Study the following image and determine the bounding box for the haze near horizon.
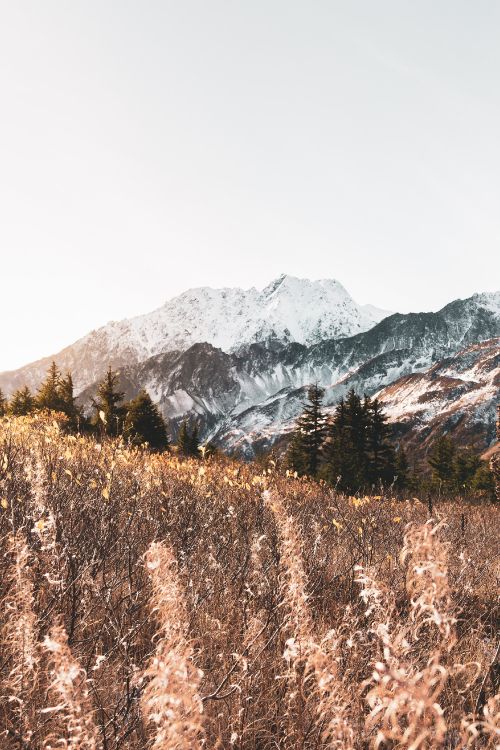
[1,1,499,371]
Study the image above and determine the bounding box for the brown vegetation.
[0,413,498,748]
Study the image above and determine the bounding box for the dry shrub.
[1,533,39,745]
[356,521,460,749]
[42,622,99,749]
[265,490,355,749]
[140,542,204,750]
[0,414,497,749]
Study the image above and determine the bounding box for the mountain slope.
[0,275,389,396]
[72,293,500,456]
[375,338,500,454]
[1,280,498,459]
[212,338,500,457]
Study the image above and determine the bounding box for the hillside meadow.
[0,414,498,749]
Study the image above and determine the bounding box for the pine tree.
[286,384,326,477]
[365,397,396,486]
[394,446,410,490]
[124,390,169,451]
[470,462,495,500]
[346,389,368,482]
[177,420,191,456]
[0,388,7,417]
[10,386,35,416]
[58,372,81,428]
[189,422,200,457]
[454,449,481,490]
[321,396,361,490]
[36,361,63,412]
[321,391,396,492]
[428,436,456,485]
[286,431,309,475]
[92,367,126,437]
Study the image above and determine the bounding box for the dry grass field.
[0,414,499,749]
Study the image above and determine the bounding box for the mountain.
[376,338,500,456]
[1,278,498,459]
[0,275,389,396]
[76,292,500,456]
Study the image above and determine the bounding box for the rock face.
[1,278,499,458]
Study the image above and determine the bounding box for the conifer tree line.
[0,365,496,495]
[287,384,495,498]
[0,362,203,456]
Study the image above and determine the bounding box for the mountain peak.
[0,274,393,396]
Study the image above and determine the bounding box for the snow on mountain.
[76,293,499,458]
[1,280,499,460]
[0,275,390,395]
[99,274,389,358]
[375,338,500,450]
[211,338,500,457]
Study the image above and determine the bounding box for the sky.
[1,1,499,372]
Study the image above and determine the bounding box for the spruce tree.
[321,396,361,490]
[10,386,35,416]
[470,462,495,500]
[177,420,191,456]
[0,389,6,417]
[189,422,200,457]
[286,430,309,475]
[428,436,456,485]
[454,449,481,490]
[59,372,81,428]
[36,361,63,412]
[92,367,126,437]
[394,446,410,490]
[124,390,169,451]
[346,389,368,483]
[286,384,326,477]
[365,397,396,485]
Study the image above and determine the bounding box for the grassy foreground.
[0,414,498,749]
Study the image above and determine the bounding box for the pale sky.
[1,1,499,372]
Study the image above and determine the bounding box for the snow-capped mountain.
[1,278,498,459]
[72,291,500,457]
[0,275,389,396]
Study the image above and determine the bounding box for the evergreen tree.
[10,386,35,416]
[189,422,200,457]
[365,397,396,485]
[36,361,63,412]
[124,390,169,451]
[428,436,456,485]
[177,420,192,456]
[286,384,326,477]
[323,389,369,490]
[0,389,7,417]
[394,446,410,490]
[454,449,481,490]
[58,372,81,428]
[470,462,496,500]
[321,391,396,492]
[286,430,309,475]
[92,367,126,437]
[346,389,369,481]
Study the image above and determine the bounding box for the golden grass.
[0,413,498,749]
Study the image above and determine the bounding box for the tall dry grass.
[0,413,498,749]
[140,542,204,749]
